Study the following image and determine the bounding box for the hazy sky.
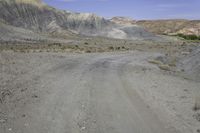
[43,0,200,20]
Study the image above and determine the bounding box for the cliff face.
[0,0,158,40]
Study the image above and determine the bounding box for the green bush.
[176,34,200,40]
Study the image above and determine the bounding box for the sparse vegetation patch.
[175,34,200,41]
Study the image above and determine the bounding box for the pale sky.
[43,0,200,20]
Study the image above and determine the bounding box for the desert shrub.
[125,47,130,50]
[19,49,26,53]
[108,46,114,50]
[116,47,121,50]
[86,50,91,53]
[75,45,79,48]
[176,34,200,40]
[48,43,62,47]
[61,46,66,50]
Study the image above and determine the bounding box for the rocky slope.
[178,46,200,81]
[0,0,158,41]
[111,17,200,36]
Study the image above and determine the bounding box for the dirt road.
[1,51,199,133]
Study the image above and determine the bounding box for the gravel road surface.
[1,51,199,133]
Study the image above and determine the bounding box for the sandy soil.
[0,51,200,133]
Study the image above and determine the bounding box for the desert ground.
[1,0,200,133]
[0,40,200,133]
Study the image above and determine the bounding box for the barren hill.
[0,0,158,41]
[137,20,200,36]
[111,17,200,36]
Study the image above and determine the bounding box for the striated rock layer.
[0,0,158,40]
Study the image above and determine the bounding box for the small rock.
[24,123,29,127]
[81,126,86,130]
[197,129,200,133]
[0,119,6,123]
[193,113,200,122]
[21,88,27,92]
[180,96,187,99]
[32,94,38,98]
[93,120,97,123]
[81,105,85,108]
[181,52,190,55]
[8,128,12,131]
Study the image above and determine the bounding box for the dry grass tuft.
[194,96,200,111]
[168,57,177,67]
[158,64,171,71]
[148,60,163,65]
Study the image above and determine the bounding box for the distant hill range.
[0,0,159,43]
[111,17,200,36]
[1,0,199,44]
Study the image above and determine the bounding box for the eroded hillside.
[0,0,158,41]
[111,17,200,36]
